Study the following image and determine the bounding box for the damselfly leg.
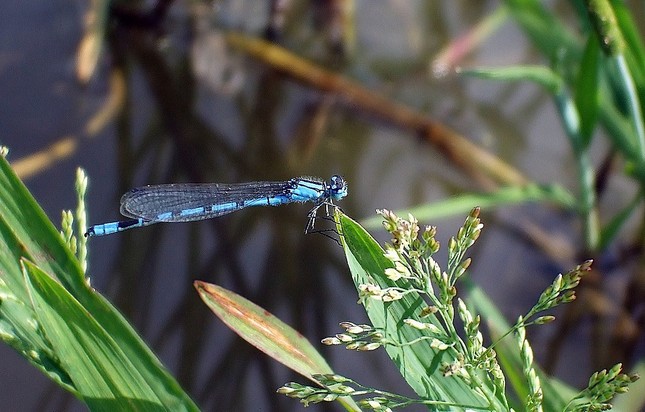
[305,200,344,245]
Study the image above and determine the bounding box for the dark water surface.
[1,1,643,411]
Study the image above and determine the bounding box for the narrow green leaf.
[460,65,563,93]
[503,0,579,62]
[575,35,601,147]
[195,281,360,411]
[598,190,642,251]
[612,2,645,84]
[361,184,576,229]
[0,152,198,410]
[0,156,84,296]
[338,212,505,409]
[0,287,76,392]
[22,260,164,411]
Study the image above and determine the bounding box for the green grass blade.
[361,184,576,229]
[613,2,645,84]
[464,280,578,412]
[461,65,563,93]
[22,260,165,411]
[503,0,579,61]
[575,35,601,147]
[0,159,84,294]
[195,281,360,412]
[0,278,76,392]
[598,190,642,251]
[0,152,198,410]
[338,212,505,410]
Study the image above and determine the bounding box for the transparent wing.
[120,181,293,222]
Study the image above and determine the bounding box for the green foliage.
[278,210,639,411]
[0,148,198,411]
[360,184,576,230]
[494,1,644,251]
[336,210,499,410]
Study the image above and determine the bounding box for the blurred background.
[1,0,644,410]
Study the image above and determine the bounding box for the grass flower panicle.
[517,320,543,412]
[59,168,89,276]
[321,322,385,351]
[278,209,639,410]
[564,363,640,411]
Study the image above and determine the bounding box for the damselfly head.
[329,175,348,200]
